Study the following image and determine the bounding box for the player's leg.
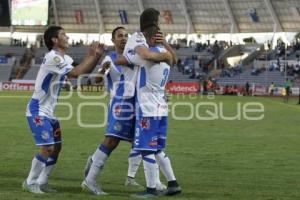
[131,117,161,198]
[155,150,181,195]
[155,116,181,196]
[124,113,166,190]
[23,146,52,194]
[82,97,135,195]
[24,146,51,186]
[125,134,166,191]
[125,112,143,187]
[82,136,119,195]
[37,119,62,193]
[125,148,143,187]
[140,151,160,193]
[155,167,167,191]
[23,116,56,194]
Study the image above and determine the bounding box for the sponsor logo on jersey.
[33,116,44,126]
[56,63,68,70]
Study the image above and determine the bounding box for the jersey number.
[160,68,169,87]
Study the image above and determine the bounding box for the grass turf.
[0,91,300,200]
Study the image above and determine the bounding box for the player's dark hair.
[44,26,63,51]
[143,25,160,39]
[112,26,125,39]
[140,8,160,32]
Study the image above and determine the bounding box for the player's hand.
[154,30,166,45]
[102,61,111,70]
[89,42,104,58]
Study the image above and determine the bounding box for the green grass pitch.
[0,91,300,200]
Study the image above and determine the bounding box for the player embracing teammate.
[82,8,181,198]
[122,9,181,198]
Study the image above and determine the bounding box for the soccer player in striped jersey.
[122,25,181,198]
[23,26,104,194]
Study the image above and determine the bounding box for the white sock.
[37,156,57,185]
[26,154,47,185]
[85,145,110,184]
[142,153,159,189]
[156,169,163,186]
[127,149,142,178]
[155,151,176,181]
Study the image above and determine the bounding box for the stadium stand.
[0,64,13,82]
[0,0,299,89]
[216,68,294,87]
[22,65,40,80]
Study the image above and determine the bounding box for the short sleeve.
[124,52,145,66]
[43,53,73,75]
[123,32,148,65]
[64,55,74,65]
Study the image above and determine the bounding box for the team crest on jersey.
[33,116,44,126]
[41,131,49,140]
[140,118,150,129]
[53,56,61,63]
[113,122,122,132]
[114,105,122,117]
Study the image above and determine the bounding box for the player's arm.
[155,31,177,66]
[135,46,173,66]
[115,48,173,67]
[95,61,110,84]
[67,42,104,78]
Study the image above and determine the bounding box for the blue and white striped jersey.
[100,52,137,98]
[121,31,148,97]
[26,50,73,118]
[135,45,170,117]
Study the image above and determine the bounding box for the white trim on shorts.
[36,141,62,146]
[133,147,158,152]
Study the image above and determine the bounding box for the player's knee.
[40,145,55,157]
[53,143,62,155]
[156,150,162,154]
[103,137,119,150]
